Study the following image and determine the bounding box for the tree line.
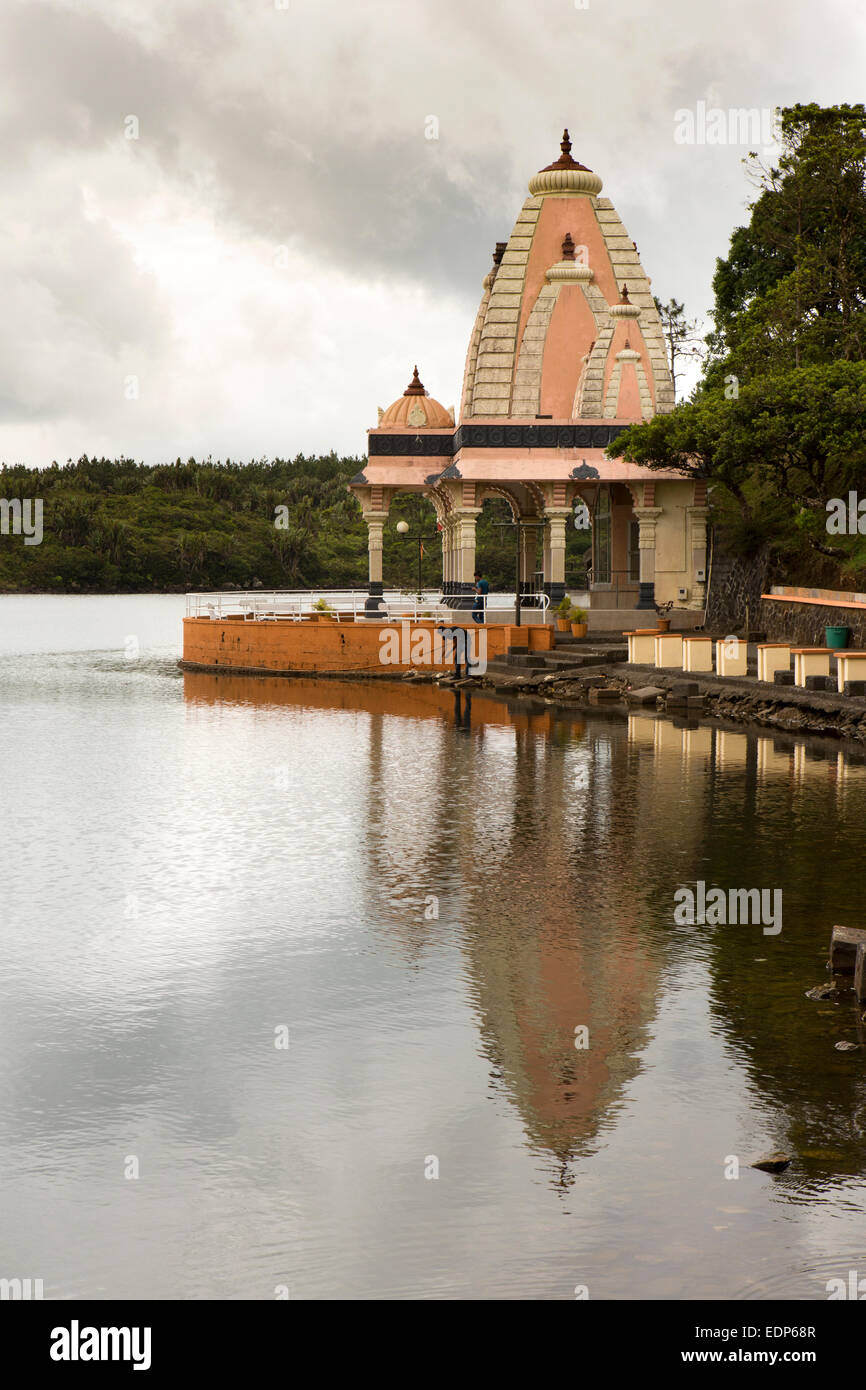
[0,453,590,593]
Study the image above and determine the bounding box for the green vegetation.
[0,454,365,593]
[612,103,866,590]
[0,454,590,593]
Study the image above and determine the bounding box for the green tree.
[611,361,866,558]
[611,103,866,584]
[707,102,866,380]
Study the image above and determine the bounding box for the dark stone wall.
[760,599,866,647]
[704,536,770,631]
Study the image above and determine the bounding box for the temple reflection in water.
[185,672,866,1189]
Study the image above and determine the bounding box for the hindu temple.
[350,131,709,625]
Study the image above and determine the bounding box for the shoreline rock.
[750,1152,793,1174]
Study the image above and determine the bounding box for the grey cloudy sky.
[2,0,864,465]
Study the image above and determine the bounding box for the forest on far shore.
[0,453,591,594]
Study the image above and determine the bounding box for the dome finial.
[404,366,426,396]
[537,128,591,175]
[529,126,602,195]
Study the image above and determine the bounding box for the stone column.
[363,510,388,613]
[632,506,662,611]
[544,507,571,607]
[438,522,448,596]
[451,508,481,608]
[687,505,709,611]
[442,517,455,596]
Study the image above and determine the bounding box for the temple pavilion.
[349,131,708,624]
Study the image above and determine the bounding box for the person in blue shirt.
[472,569,489,624]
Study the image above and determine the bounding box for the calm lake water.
[1,594,865,1300]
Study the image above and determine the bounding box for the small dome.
[528,129,603,198]
[610,282,641,318]
[546,229,594,283]
[376,367,454,429]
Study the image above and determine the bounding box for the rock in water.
[750,1152,792,1174]
[626,686,664,705]
[829,925,866,974]
[805,984,837,1001]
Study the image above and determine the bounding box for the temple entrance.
[587,483,642,610]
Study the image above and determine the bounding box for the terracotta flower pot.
[556,618,571,632]
[570,622,587,638]
[656,617,671,632]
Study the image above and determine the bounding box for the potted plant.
[311,597,335,622]
[569,605,588,639]
[555,595,573,633]
[655,600,673,632]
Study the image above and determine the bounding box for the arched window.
[592,487,612,585]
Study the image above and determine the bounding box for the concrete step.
[543,655,593,671]
[507,653,546,667]
[544,647,627,667]
[484,660,548,678]
[554,633,629,647]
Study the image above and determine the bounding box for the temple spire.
[403,366,426,396]
[539,127,591,174]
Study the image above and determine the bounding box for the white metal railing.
[185,590,446,622]
[500,591,551,613]
[185,588,550,622]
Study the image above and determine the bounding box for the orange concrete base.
[182,616,554,675]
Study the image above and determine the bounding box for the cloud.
[0,0,864,461]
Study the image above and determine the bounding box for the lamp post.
[395,519,437,596]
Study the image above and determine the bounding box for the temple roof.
[461,132,674,425]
